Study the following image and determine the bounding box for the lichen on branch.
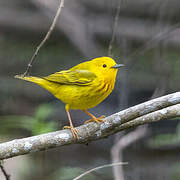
[0,92,180,160]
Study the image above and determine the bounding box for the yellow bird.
[15,57,124,138]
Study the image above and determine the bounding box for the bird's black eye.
[103,64,107,68]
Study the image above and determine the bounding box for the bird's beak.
[111,64,125,69]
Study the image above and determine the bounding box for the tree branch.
[0,92,180,160]
[111,126,146,180]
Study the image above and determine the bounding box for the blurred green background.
[0,0,180,179]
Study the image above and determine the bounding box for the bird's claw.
[84,115,105,124]
[63,126,79,139]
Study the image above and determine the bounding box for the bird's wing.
[43,69,96,86]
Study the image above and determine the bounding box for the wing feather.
[43,70,96,86]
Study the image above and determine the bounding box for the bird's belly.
[54,82,113,110]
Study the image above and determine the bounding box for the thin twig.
[73,162,128,180]
[108,0,122,57]
[0,162,10,180]
[151,0,170,100]
[23,0,64,76]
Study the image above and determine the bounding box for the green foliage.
[53,167,97,180]
[170,163,180,180]
[149,118,180,148]
[31,104,58,135]
[0,115,34,135]
[149,133,180,147]
[0,104,58,136]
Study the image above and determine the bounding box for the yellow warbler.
[15,57,124,138]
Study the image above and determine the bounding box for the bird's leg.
[83,109,105,124]
[63,105,79,139]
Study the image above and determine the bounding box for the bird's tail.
[15,74,58,95]
[15,75,45,86]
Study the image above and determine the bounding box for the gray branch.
[111,126,147,180]
[0,92,180,160]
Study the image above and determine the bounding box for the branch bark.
[0,92,180,160]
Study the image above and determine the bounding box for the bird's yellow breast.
[52,77,115,110]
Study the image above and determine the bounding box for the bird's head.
[89,57,124,79]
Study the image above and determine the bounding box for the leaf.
[35,104,53,121]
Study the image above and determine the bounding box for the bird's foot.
[63,126,79,139]
[84,115,105,124]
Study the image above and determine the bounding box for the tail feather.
[15,74,58,95]
[15,75,44,85]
